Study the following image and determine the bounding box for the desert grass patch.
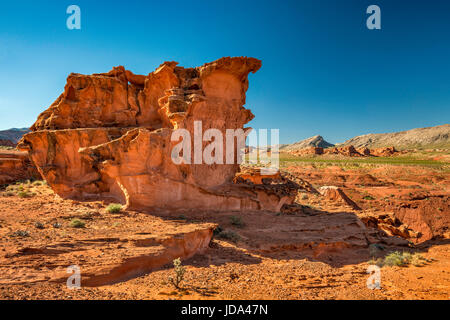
[69,219,86,228]
[4,181,40,197]
[32,180,45,186]
[17,191,35,198]
[106,203,123,213]
[279,154,449,170]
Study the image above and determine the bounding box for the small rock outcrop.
[318,186,361,210]
[287,145,399,157]
[0,150,40,185]
[19,57,297,212]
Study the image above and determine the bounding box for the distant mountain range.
[281,124,450,151]
[0,128,30,144]
[1,124,449,150]
[337,124,449,149]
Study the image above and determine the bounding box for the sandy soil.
[0,162,449,300]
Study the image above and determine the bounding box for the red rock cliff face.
[19,57,297,212]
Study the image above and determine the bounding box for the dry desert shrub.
[371,251,428,267]
[168,258,186,289]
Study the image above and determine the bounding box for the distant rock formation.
[0,150,39,184]
[338,124,450,149]
[0,128,30,144]
[288,145,399,157]
[18,57,299,212]
[282,135,334,151]
[0,139,15,148]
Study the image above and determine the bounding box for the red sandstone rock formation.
[323,145,363,157]
[0,150,39,185]
[318,186,361,210]
[288,145,399,158]
[371,146,398,157]
[289,147,324,156]
[19,57,297,212]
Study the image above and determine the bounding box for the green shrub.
[17,191,32,198]
[106,203,122,213]
[69,219,85,228]
[363,195,375,200]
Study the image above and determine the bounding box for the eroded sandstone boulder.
[19,57,296,212]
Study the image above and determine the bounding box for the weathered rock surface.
[0,150,39,185]
[0,195,216,286]
[19,57,296,212]
[318,186,361,210]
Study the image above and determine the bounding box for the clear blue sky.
[0,0,449,144]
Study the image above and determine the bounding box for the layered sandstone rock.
[19,57,296,212]
[0,150,39,185]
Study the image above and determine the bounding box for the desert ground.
[0,150,448,300]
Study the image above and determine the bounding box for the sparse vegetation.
[370,251,429,267]
[363,195,375,201]
[69,219,86,228]
[216,229,241,243]
[34,222,44,229]
[52,222,62,229]
[279,153,449,170]
[106,203,123,213]
[17,191,32,198]
[4,181,42,198]
[11,230,30,237]
[230,215,245,227]
[168,258,186,289]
